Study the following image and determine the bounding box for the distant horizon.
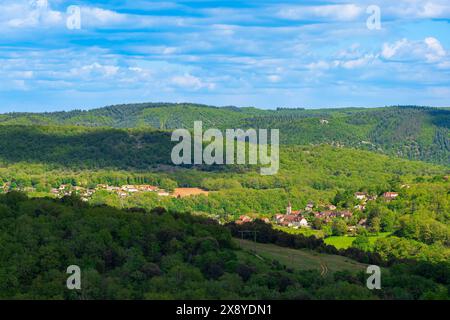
[1,101,449,115]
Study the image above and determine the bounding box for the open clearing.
[324,232,392,249]
[172,188,209,198]
[236,239,367,275]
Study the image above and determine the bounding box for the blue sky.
[0,0,449,112]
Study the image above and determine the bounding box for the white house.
[355,192,367,201]
[299,218,309,228]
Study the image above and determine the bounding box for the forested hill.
[0,103,449,165]
[1,193,449,300]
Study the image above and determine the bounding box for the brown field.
[172,188,209,198]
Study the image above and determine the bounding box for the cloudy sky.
[1,0,450,112]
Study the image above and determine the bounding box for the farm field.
[236,239,367,275]
[172,187,209,198]
[324,232,393,249]
[273,225,325,238]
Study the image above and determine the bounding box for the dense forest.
[0,193,448,300]
[0,125,174,170]
[1,103,448,164]
[0,138,448,264]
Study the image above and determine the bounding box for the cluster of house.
[313,209,353,223]
[274,202,310,228]
[51,185,92,200]
[235,190,401,230]
[235,215,270,225]
[273,202,356,229]
[234,203,312,229]
[354,192,376,211]
[51,184,170,201]
[356,191,399,201]
[354,191,399,210]
[49,184,211,201]
[99,184,170,197]
[1,181,211,202]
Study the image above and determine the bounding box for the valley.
[0,103,448,300]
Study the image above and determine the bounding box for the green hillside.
[0,103,267,129]
[237,239,367,274]
[1,103,448,164]
[0,125,174,170]
[0,124,446,194]
[0,193,448,300]
[0,104,449,300]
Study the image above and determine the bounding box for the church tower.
[286,201,292,215]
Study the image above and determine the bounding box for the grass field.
[324,232,392,249]
[236,239,367,276]
[273,225,325,238]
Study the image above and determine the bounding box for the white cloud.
[339,54,377,69]
[386,0,450,19]
[80,7,127,27]
[171,73,215,90]
[71,63,120,78]
[16,70,34,79]
[277,4,363,21]
[307,53,377,71]
[382,37,448,63]
[1,0,449,108]
[382,39,409,59]
[306,61,331,70]
[162,47,177,55]
[2,1,63,28]
[437,60,450,69]
[0,1,134,30]
[424,37,446,62]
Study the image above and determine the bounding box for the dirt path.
[320,261,329,277]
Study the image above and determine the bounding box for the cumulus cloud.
[79,7,127,27]
[307,52,377,71]
[1,1,63,28]
[424,37,446,62]
[382,37,448,63]
[1,0,450,109]
[171,73,215,90]
[71,63,120,78]
[0,0,152,30]
[338,54,377,69]
[385,0,450,19]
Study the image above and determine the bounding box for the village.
[1,182,209,202]
[235,191,400,233]
[54,184,210,201]
[1,180,400,235]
